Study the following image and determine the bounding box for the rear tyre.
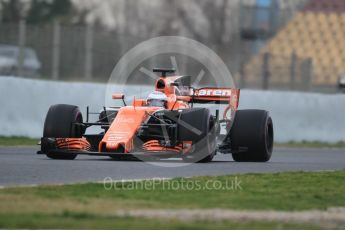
[179,108,217,163]
[43,104,84,160]
[230,110,273,162]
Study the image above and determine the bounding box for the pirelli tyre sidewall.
[43,104,84,160]
[230,110,274,162]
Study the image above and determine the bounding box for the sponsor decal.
[117,118,135,123]
[106,142,119,148]
[195,89,232,97]
[107,132,129,141]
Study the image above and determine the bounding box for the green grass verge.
[276,141,345,149]
[0,170,344,229]
[0,214,323,230]
[0,136,38,146]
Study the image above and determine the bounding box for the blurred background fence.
[0,21,143,82]
[0,0,344,93]
[238,53,313,91]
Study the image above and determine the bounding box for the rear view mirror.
[112,94,125,100]
[112,94,126,106]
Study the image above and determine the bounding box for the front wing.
[38,137,186,159]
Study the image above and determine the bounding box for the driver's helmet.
[147,91,168,108]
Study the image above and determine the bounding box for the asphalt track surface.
[0,147,344,187]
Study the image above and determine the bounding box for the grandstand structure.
[242,0,345,90]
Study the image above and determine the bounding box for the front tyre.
[230,110,274,162]
[179,108,217,163]
[43,104,84,160]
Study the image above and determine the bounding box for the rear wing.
[190,88,240,109]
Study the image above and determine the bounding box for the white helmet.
[147,91,168,107]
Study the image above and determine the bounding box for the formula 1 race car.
[38,68,274,163]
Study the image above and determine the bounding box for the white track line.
[114,207,345,228]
